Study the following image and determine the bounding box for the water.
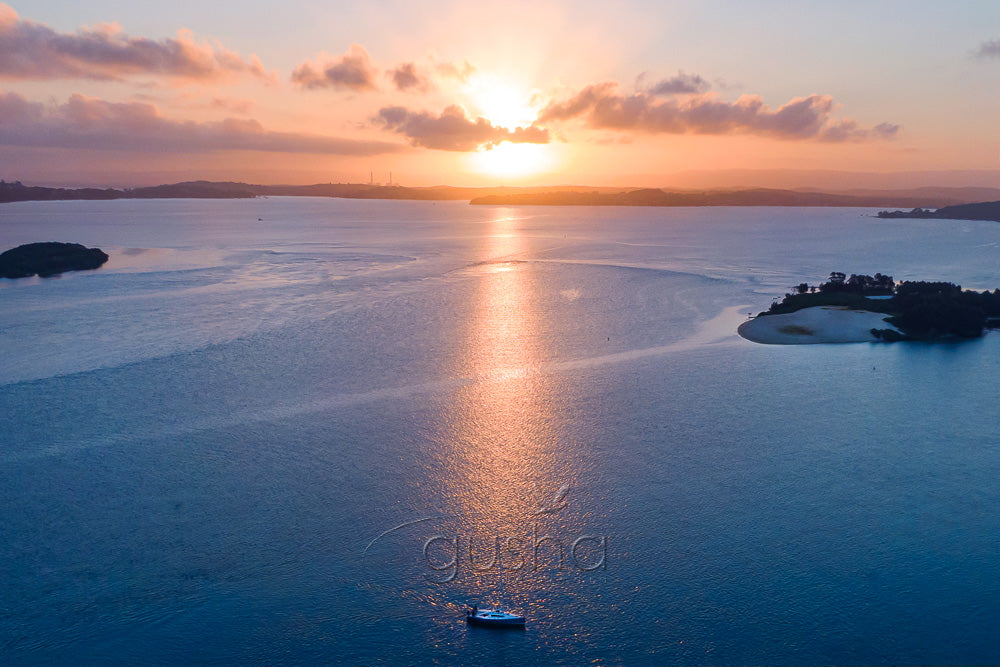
[2,198,999,664]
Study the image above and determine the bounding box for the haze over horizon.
[1,1,998,189]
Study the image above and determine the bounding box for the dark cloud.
[389,62,429,92]
[291,44,378,91]
[0,4,271,82]
[373,104,549,151]
[540,83,898,142]
[973,39,1000,59]
[649,71,710,95]
[0,91,402,155]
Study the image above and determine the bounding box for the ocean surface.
[2,198,999,665]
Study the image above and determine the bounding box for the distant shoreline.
[468,188,963,208]
[876,200,1000,223]
[4,180,999,209]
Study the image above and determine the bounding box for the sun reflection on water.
[423,209,586,613]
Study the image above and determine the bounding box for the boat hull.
[466,610,526,628]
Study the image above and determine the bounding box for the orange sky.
[1,1,999,188]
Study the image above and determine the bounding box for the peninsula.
[739,272,1000,344]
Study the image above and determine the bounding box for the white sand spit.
[737,306,900,345]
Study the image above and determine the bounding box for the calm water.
[2,198,999,665]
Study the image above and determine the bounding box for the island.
[0,242,109,279]
[738,272,1000,344]
[877,200,1000,223]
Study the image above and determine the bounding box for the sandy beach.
[738,306,899,345]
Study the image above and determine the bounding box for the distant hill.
[469,187,959,208]
[0,179,255,202]
[934,200,1000,221]
[252,183,622,200]
[877,200,1000,223]
[832,186,1000,206]
[0,180,613,204]
[1,178,995,209]
[128,181,258,199]
[0,181,121,203]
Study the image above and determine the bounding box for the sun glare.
[461,73,553,179]
[465,73,538,130]
[469,141,555,179]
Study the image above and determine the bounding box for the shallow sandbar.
[738,306,899,345]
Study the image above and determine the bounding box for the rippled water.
[2,198,1000,664]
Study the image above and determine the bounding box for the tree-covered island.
[0,242,109,279]
[759,272,1000,341]
[877,200,1000,223]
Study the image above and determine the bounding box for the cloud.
[819,119,900,143]
[389,62,430,92]
[0,4,271,82]
[434,58,476,82]
[373,104,549,151]
[209,96,254,115]
[0,90,402,155]
[539,82,618,123]
[973,39,1000,59]
[539,82,898,142]
[648,71,710,95]
[292,44,378,91]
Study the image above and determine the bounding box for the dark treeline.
[890,281,1000,339]
[818,271,895,294]
[0,180,121,203]
[878,200,1000,223]
[765,272,1000,340]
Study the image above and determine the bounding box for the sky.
[1,0,998,188]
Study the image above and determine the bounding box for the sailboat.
[466,544,526,628]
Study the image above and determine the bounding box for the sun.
[462,74,555,179]
[464,73,538,130]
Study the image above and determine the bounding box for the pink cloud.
[648,71,710,95]
[540,81,899,142]
[0,4,272,82]
[389,62,430,92]
[292,44,378,91]
[0,90,402,155]
[373,104,549,151]
[434,58,476,83]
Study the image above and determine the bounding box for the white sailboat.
[466,545,526,628]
